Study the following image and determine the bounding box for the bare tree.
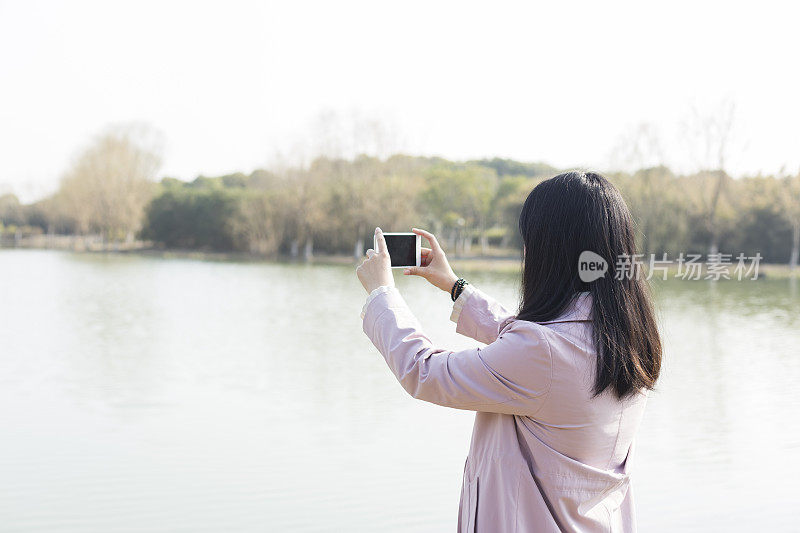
[609,122,665,172]
[274,162,330,261]
[56,123,164,242]
[232,192,285,256]
[681,99,739,255]
[294,109,404,260]
[608,123,670,254]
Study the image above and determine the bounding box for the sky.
[1,0,798,202]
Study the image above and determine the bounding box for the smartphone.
[375,232,421,268]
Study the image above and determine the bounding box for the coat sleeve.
[362,287,552,415]
[450,283,518,345]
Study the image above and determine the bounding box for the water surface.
[1,250,798,531]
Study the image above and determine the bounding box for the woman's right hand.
[403,228,459,293]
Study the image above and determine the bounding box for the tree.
[55,123,163,241]
[608,122,665,173]
[470,158,556,179]
[784,173,800,269]
[612,166,693,256]
[491,175,538,249]
[421,164,497,255]
[0,194,25,227]
[231,190,285,256]
[141,180,240,250]
[681,100,738,255]
[276,163,330,260]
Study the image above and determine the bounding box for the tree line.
[1,126,799,267]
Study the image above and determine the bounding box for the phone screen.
[383,234,417,267]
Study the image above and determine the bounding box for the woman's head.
[516,171,661,399]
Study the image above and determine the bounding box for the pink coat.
[361,284,648,532]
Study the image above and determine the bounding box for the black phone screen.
[383,234,417,267]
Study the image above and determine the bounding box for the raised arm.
[362,286,551,415]
[399,227,517,345]
[450,283,517,345]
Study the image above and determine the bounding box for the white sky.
[1,0,798,202]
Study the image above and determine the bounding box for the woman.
[356,171,662,532]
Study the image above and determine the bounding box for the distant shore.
[3,236,798,279]
[0,238,525,274]
[0,233,526,272]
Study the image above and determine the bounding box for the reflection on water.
[1,250,798,532]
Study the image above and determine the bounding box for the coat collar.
[536,292,592,324]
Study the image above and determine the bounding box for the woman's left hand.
[356,227,395,293]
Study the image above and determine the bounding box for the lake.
[1,250,798,532]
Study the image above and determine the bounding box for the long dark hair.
[516,171,662,399]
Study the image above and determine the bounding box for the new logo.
[578,251,608,282]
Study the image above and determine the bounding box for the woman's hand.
[356,227,395,294]
[403,227,459,293]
